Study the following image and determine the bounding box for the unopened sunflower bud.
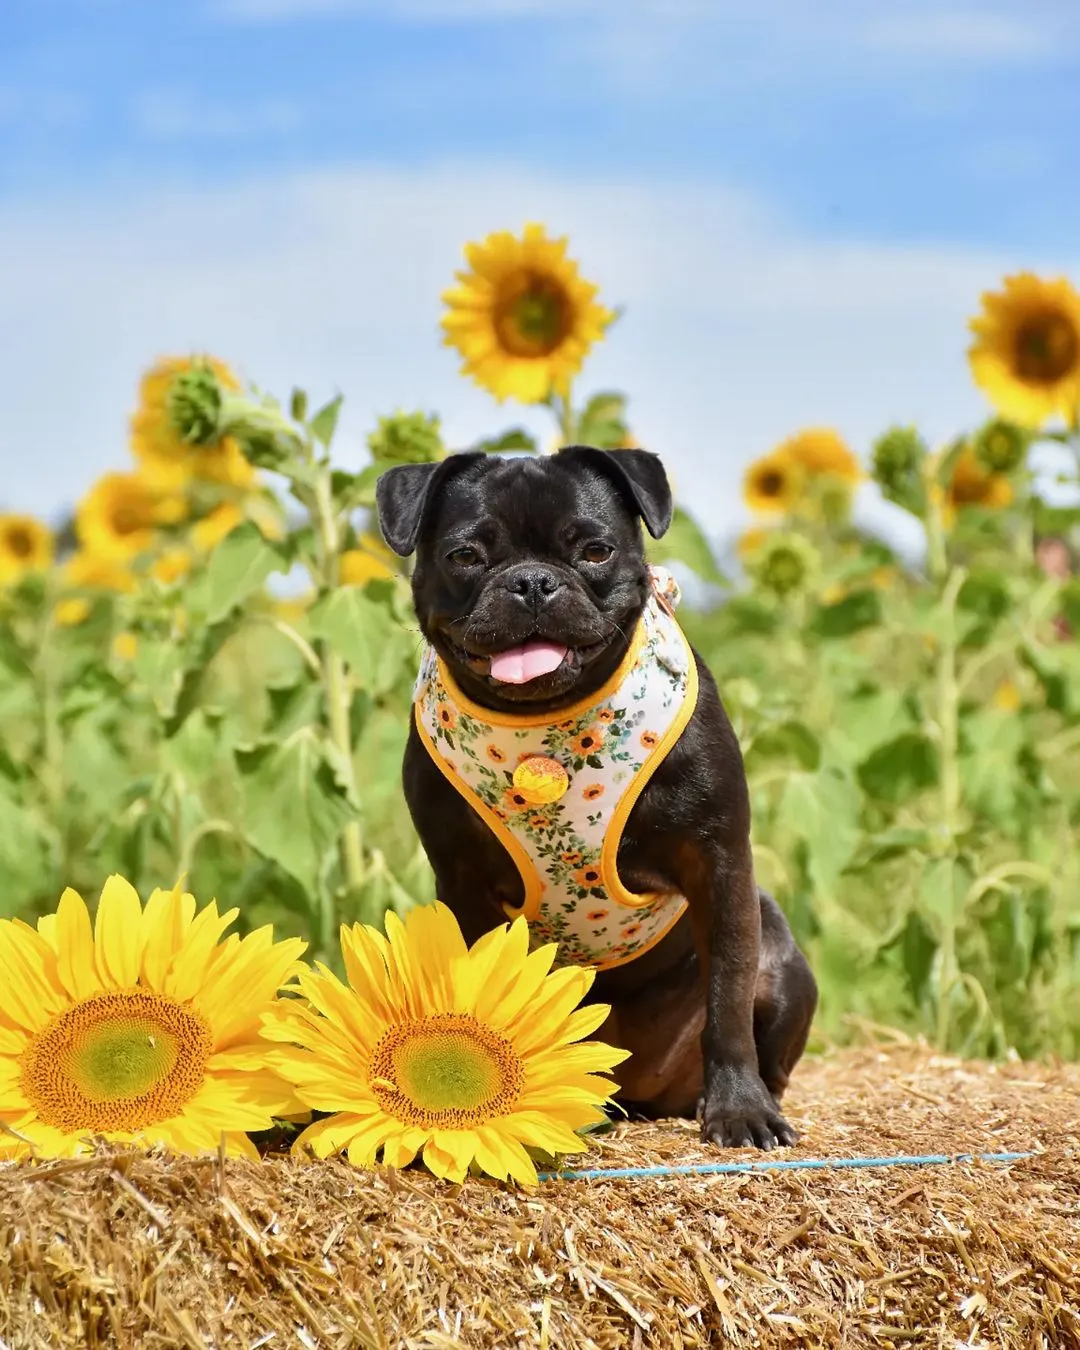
[870,425,928,512]
[973,418,1028,475]
[871,425,926,484]
[168,368,304,471]
[368,410,445,465]
[167,363,225,445]
[745,531,820,597]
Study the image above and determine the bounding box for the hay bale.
[1,1042,1077,1348]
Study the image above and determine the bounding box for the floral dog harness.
[413,566,699,970]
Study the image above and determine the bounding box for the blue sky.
[2,0,1079,545]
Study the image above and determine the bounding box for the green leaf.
[777,767,862,894]
[646,507,728,588]
[164,708,231,783]
[898,912,937,1004]
[852,825,933,869]
[310,394,344,448]
[810,589,883,638]
[832,686,908,763]
[467,428,538,455]
[917,855,962,932]
[0,799,57,919]
[132,636,187,721]
[307,586,415,697]
[747,720,821,772]
[162,613,245,733]
[1019,640,1070,715]
[353,463,384,508]
[189,522,287,625]
[234,729,358,899]
[957,571,1010,621]
[857,732,939,805]
[290,387,309,423]
[716,596,779,636]
[576,391,628,450]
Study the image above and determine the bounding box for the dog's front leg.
[685,841,797,1150]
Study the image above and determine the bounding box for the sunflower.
[742,451,802,515]
[132,356,256,488]
[0,515,53,585]
[968,273,1080,428]
[440,224,615,404]
[75,472,186,562]
[264,903,627,1185]
[0,876,307,1160]
[942,446,1014,525]
[776,428,862,484]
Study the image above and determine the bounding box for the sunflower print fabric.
[414,567,698,970]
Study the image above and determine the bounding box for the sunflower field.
[2,224,1080,1081]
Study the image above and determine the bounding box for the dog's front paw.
[700,1065,798,1151]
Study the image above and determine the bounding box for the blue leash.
[539,1149,1033,1181]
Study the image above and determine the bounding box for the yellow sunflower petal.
[421,1136,469,1183]
[94,875,145,988]
[0,922,67,1031]
[163,902,240,1002]
[380,1125,429,1170]
[140,882,190,989]
[474,1125,538,1186]
[50,888,102,1001]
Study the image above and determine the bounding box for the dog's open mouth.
[448,637,609,686]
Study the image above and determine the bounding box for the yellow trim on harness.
[415,619,699,970]
[600,627,699,909]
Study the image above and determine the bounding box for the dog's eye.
[581,543,615,564]
[447,545,482,567]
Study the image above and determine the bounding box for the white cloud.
[0,161,1075,553]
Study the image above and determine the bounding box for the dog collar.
[412,566,698,969]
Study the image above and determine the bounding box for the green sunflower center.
[20,990,212,1134]
[370,1013,524,1128]
[1015,311,1079,382]
[494,272,573,358]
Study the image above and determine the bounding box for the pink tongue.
[489,641,569,684]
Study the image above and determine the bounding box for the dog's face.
[376,446,673,710]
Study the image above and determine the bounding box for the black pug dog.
[376,446,817,1149]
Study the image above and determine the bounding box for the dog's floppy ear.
[375,453,485,556]
[558,445,673,539]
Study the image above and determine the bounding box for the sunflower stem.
[933,564,967,1052]
[557,389,577,445]
[309,454,366,940]
[36,586,66,875]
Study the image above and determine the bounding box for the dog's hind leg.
[752,890,818,1102]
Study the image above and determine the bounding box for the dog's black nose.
[503,565,563,606]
